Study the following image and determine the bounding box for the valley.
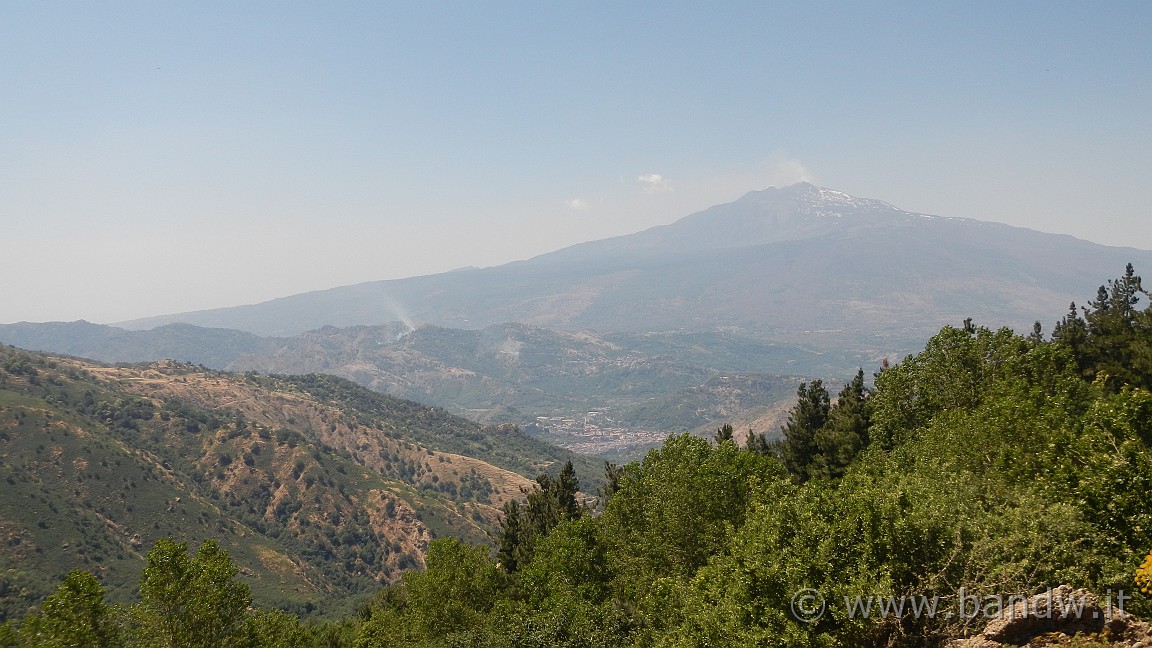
[0,321,838,457]
[4,185,1152,645]
[6,184,1149,459]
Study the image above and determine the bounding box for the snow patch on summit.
[808,186,900,212]
[813,186,859,204]
[781,183,928,222]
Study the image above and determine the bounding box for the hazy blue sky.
[3,2,1150,324]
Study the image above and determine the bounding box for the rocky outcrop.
[947,585,1152,647]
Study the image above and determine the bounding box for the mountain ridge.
[0,320,843,457]
[0,345,600,619]
[102,183,1152,347]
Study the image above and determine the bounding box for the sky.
[3,1,1151,324]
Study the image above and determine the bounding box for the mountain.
[113,183,1152,350]
[0,320,281,366]
[1,321,845,458]
[0,345,598,621]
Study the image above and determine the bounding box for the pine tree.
[1053,301,1090,375]
[810,369,872,480]
[744,430,771,455]
[556,460,580,519]
[1028,321,1044,343]
[496,500,524,572]
[1082,263,1151,389]
[597,461,624,504]
[714,423,734,444]
[780,380,830,481]
[1054,265,1152,390]
[495,461,582,572]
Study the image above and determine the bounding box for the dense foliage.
[3,539,358,648]
[345,266,1152,647]
[4,266,1151,646]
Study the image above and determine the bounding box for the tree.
[1052,266,1152,391]
[1028,321,1044,343]
[714,424,734,444]
[1079,264,1152,390]
[809,369,872,480]
[249,610,317,648]
[401,538,504,640]
[507,517,635,647]
[496,461,582,573]
[600,435,785,595]
[1052,301,1088,370]
[775,371,873,482]
[19,570,122,648]
[744,430,771,455]
[136,538,253,648]
[598,461,624,504]
[519,517,613,606]
[495,499,524,572]
[869,324,1036,449]
[555,460,580,519]
[357,538,505,645]
[779,380,830,480]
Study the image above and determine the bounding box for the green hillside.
[0,348,594,622]
[0,321,842,458]
[6,268,1152,646]
[345,265,1152,647]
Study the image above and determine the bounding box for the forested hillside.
[347,265,1152,646]
[0,352,596,624]
[4,266,1152,647]
[0,320,851,458]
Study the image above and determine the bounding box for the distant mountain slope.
[224,322,818,420]
[0,346,596,620]
[113,183,1152,348]
[2,321,843,457]
[0,320,279,365]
